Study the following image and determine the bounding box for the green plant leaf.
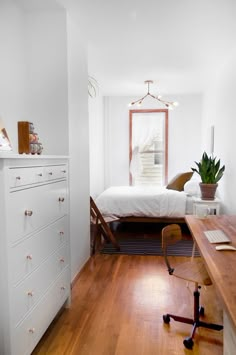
[191,152,225,184]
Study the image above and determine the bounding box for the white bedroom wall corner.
[104,96,111,188]
[201,49,236,214]
[167,94,203,179]
[66,14,90,280]
[216,54,236,214]
[0,1,69,155]
[89,95,105,197]
[104,96,131,187]
[26,8,69,155]
[0,0,28,152]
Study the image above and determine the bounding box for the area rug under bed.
[100,236,200,256]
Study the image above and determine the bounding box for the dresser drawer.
[12,267,70,355]
[44,164,68,181]
[11,243,69,326]
[10,216,68,285]
[8,166,45,188]
[7,180,68,243]
[8,164,67,188]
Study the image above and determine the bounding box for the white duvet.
[95,186,187,218]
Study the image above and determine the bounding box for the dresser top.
[0,153,69,159]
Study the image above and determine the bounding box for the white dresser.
[0,155,71,355]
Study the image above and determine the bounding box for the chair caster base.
[183,337,194,349]
[163,314,171,324]
[199,306,204,316]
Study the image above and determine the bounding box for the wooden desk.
[185,215,236,355]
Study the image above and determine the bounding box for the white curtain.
[130,114,163,179]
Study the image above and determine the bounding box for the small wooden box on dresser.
[0,154,71,355]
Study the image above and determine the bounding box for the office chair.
[90,196,120,254]
[162,224,223,349]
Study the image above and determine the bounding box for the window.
[129,109,168,186]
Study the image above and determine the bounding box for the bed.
[95,185,195,224]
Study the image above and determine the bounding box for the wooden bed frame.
[118,216,186,224]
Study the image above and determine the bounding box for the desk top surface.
[185,215,236,328]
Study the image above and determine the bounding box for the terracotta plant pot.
[199,183,218,200]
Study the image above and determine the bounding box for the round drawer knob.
[49,172,53,175]
[16,176,21,180]
[59,231,64,236]
[60,258,65,263]
[27,291,34,297]
[62,170,66,173]
[28,328,35,334]
[25,210,33,216]
[37,173,43,177]
[26,254,33,260]
[58,197,65,202]
[61,286,66,290]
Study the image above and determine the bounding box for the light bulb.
[173,101,179,107]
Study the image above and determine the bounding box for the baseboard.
[71,256,91,288]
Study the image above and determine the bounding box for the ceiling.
[47,0,236,96]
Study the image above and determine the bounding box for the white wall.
[103,94,203,188]
[202,50,236,214]
[168,94,203,179]
[26,10,69,155]
[67,15,90,279]
[0,0,28,148]
[89,95,105,197]
[0,1,68,155]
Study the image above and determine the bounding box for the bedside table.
[192,197,221,215]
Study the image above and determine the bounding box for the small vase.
[199,183,218,200]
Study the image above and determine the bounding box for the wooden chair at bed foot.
[161,224,223,350]
[90,196,120,255]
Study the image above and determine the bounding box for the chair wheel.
[183,337,194,349]
[199,306,205,316]
[163,314,170,324]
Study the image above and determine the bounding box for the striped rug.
[100,236,200,257]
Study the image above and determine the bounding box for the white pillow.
[184,178,201,196]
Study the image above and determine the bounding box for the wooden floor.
[33,224,223,355]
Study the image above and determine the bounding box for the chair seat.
[173,258,212,286]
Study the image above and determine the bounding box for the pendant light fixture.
[129,80,178,109]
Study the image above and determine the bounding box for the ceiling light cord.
[129,80,178,109]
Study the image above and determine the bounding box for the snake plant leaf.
[191,152,225,184]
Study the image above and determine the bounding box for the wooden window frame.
[129,109,168,186]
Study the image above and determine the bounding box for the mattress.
[96,186,193,218]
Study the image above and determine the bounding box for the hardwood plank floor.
[33,251,223,355]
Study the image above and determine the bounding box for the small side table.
[191,197,221,259]
[192,197,221,215]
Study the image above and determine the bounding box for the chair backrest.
[90,196,100,224]
[90,196,109,226]
[162,224,182,249]
[90,196,120,251]
[162,224,182,274]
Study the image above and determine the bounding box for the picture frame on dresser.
[0,118,12,151]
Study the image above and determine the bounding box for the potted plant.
[191,152,225,200]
